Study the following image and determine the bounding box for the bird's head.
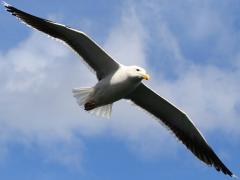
[126,66,150,81]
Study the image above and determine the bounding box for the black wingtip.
[2,1,13,12]
[217,163,235,178]
[2,1,21,17]
[225,169,237,178]
[224,165,235,178]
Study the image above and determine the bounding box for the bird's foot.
[84,101,96,111]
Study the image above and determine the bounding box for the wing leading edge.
[3,2,120,80]
[127,83,234,177]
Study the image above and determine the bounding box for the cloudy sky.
[0,0,239,179]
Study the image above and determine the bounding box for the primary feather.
[3,1,120,80]
[127,83,234,176]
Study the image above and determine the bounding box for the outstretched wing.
[3,2,120,80]
[127,83,234,177]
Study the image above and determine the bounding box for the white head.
[126,65,150,81]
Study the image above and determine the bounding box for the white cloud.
[104,6,147,67]
[157,65,240,134]
[134,0,240,136]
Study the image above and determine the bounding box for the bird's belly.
[92,79,139,106]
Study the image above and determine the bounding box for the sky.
[0,0,239,179]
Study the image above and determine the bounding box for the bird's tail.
[72,87,94,106]
[88,104,112,119]
[72,87,112,119]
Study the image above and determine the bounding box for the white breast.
[91,67,141,106]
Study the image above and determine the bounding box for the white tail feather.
[72,87,93,106]
[89,104,112,119]
[72,87,112,118]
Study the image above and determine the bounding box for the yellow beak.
[143,74,150,80]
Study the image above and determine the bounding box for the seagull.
[3,2,235,177]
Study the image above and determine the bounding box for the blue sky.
[0,0,239,179]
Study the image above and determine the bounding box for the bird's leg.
[84,101,96,111]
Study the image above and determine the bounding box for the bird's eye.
[136,68,140,71]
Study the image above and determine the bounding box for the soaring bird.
[3,2,235,177]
